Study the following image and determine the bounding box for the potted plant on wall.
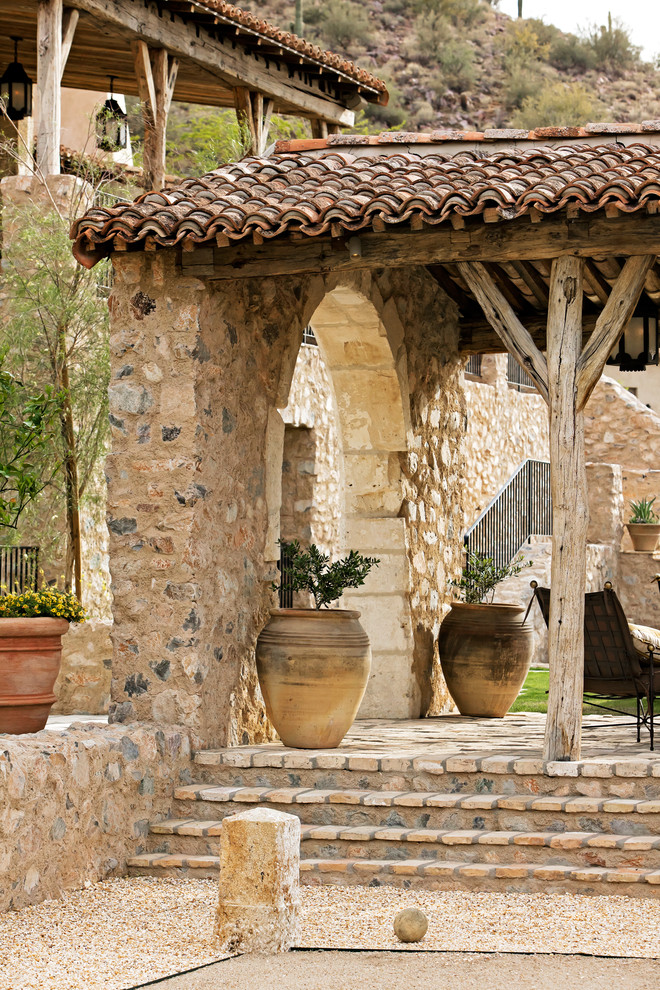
[256,540,379,749]
[626,497,660,552]
[0,588,85,734]
[439,550,533,717]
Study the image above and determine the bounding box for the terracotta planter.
[256,608,371,749]
[438,602,533,718]
[626,523,660,553]
[0,617,69,734]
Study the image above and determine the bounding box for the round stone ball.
[393,907,428,943]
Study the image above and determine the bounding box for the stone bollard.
[216,807,301,953]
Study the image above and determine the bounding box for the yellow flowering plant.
[0,589,85,622]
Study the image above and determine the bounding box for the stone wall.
[104,256,467,740]
[462,355,549,528]
[0,722,196,912]
[585,377,660,471]
[52,619,113,715]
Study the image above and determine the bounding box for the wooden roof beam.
[68,0,356,125]
[204,212,660,281]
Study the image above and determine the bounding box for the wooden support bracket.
[133,41,178,191]
[456,261,549,403]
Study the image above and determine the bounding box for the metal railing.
[465,354,483,378]
[302,325,317,346]
[464,459,552,573]
[277,545,294,608]
[507,353,537,391]
[0,546,40,595]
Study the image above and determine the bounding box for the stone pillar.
[216,808,301,954]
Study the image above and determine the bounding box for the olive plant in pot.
[439,551,533,717]
[626,497,660,552]
[0,588,85,733]
[256,540,379,749]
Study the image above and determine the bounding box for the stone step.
[126,852,660,897]
[172,784,660,834]
[147,818,660,869]
[193,749,660,799]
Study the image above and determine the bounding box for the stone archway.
[297,279,416,717]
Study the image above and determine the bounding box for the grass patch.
[511,668,638,715]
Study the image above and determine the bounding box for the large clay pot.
[0,617,69,733]
[627,523,660,552]
[439,603,532,717]
[256,608,371,749]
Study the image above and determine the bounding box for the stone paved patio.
[236,713,656,763]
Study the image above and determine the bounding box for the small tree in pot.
[439,550,533,718]
[256,540,379,749]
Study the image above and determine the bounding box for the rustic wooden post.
[544,256,587,762]
[457,252,654,761]
[234,87,275,156]
[134,42,178,191]
[37,0,63,174]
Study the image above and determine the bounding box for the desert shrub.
[585,14,640,76]
[523,18,561,49]
[318,0,373,50]
[433,41,477,93]
[503,66,542,110]
[412,100,437,126]
[413,0,486,29]
[503,19,551,69]
[511,82,596,129]
[550,33,596,73]
[413,10,450,64]
[383,0,409,13]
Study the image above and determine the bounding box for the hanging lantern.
[0,37,33,122]
[96,76,128,152]
[606,311,659,372]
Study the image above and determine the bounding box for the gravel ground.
[0,878,659,990]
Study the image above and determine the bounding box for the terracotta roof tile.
[72,143,660,267]
[188,0,387,97]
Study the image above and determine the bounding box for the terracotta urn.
[626,523,660,553]
[256,608,371,749]
[0,617,69,733]
[439,602,533,717]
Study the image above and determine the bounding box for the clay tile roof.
[72,143,660,267]
[183,0,387,96]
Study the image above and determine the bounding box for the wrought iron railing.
[465,354,483,378]
[507,353,537,391]
[0,546,40,594]
[464,459,552,576]
[302,325,317,346]
[277,545,294,608]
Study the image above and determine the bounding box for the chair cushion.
[628,622,660,663]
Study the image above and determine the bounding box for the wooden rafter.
[576,255,655,409]
[511,261,549,308]
[426,265,475,314]
[456,261,549,402]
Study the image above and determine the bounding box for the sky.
[499,1,660,63]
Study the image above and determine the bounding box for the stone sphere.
[393,907,428,943]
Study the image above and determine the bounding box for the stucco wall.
[0,722,195,912]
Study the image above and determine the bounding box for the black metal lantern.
[0,37,33,122]
[606,311,659,372]
[96,77,128,152]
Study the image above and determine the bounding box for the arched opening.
[279,280,417,717]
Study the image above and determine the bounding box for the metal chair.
[529,582,657,750]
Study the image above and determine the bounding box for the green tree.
[0,359,58,530]
[1,204,110,598]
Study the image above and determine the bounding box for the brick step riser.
[146,833,660,869]
[172,799,660,835]
[125,863,659,899]
[193,766,660,800]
